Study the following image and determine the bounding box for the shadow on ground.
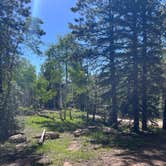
[0,143,50,166]
[33,115,103,133]
[87,129,166,166]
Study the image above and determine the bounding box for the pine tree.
[71,0,129,127]
[0,0,31,141]
[0,0,44,141]
[139,0,166,130]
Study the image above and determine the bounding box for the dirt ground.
[72,148,166,166]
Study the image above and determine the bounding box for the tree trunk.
[59,84,63,120]
[64,57,68,121]
[108,5,118,127]
[92,106,96,122]
[133,64,139,132]
[141,2,148,131]
[69,109,72,120]
[142,69,148,130]
[109,62,118,127]
[132,8,139,132]
[64,110,66,121]
[86,111,89,122]
[93,82,98,122]
[163,99,166,130]
[0,58,3,94]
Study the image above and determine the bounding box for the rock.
[102,127,118,135]
[36,156,52,165]
[9,134,26,143]
[73,129,89,137]
[16,143,27,152]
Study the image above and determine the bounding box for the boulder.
[102,127,118,135]
[36,157,52,165]
[9,134,26,143]
[73,129,89,137]
[16,143,27,152]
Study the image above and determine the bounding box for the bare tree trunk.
[92,106,96,122]
[107,2,118,127]
[163,99,166,130]
[142,64,148,130]
[0,58,3,94]
[141,2,148,131]
[64,57,68,120]
[59,84,63,120]
[132,13,139,133]
[109,61,118,127]
[69,109,72,120]
[93,78,98,122]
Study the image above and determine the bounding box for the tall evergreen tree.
[71,0,128,127]
[0,0,44,141]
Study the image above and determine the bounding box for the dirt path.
[73,148,166,166]
[68,141,81,151]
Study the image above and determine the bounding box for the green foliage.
[24,17,45,55]
[0,0,32,141]
[0,0,44,141]
[14,58,37,107]
[71,0,166,130]
[35,76,56,106]
[42,34,89,112]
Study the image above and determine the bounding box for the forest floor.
[0,110,166,166]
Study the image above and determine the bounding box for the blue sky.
[26,0,77,73]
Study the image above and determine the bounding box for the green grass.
[36,133,95,166]
[25,111,85,132]
[21,110,98,166]
[15,110,166,165]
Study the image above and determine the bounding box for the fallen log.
[45,132,60,140]
[34,131,59,140]
[39,129,46,145]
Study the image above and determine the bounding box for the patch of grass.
[90,131,110,145]
[25,113,84,133]
[21,111,98,166]
[24,110,102,134]
[36,133,96,166]
[88,128,166,151]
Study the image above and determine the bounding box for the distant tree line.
[0,0,166,141]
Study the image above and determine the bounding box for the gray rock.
[73,129,89,137]
[9,134,26,143]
